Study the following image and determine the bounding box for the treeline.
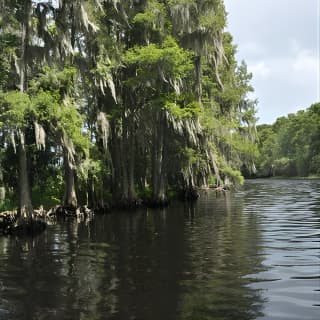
[0,0,257,217]
[255,103,320,177]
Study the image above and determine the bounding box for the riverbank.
[267,175,320,180]
[246,175,320,180]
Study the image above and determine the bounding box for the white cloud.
[224,0,319,124]
[239,42,264,57]
[248,61,271,78]
[292,49,318,73]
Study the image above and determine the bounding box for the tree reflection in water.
[177,192,266,320]
[0,190,267,320]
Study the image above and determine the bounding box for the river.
[0,179,319,320]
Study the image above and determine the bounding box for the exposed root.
[0,210,46,236]
[182,187,200,201]
[9,218,46,236]
[213,185,230,196]
[47,205,93,218]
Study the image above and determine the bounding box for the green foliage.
[124,36,193,82]
[181,147,199,166]
[0,196,16,212]
[273,157,294,176]
[0,0,259,210]
[78,151,109,187]
[165,101,202,119]
[310,154,320,174]
[47,23,58,37]
[207,174,217,187]
[59,101,90,155]
[256,103,320,177]
[138,186,153,200]
[29,66,78,99]
[0,32,19,90]
[221,165,244,186]
[133,0,165,31]
[30,67,91,155]
[32,174,63,209]
[31,89,60,121]
[0,91,31,128]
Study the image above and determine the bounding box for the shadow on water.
[176,193,266,320]
[0,179,319,320]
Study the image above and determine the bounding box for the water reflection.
[177,193,266,320]
[0,180,319,320]
[241,179,320,320]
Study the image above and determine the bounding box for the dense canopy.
[0,0,259,215]
[256,103,320,178]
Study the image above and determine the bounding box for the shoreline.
[246,176,320,180]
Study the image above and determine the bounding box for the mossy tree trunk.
[151,112,167,204]
[63,147,77,208]
[110,114,138,207]
[194,55,202,103]
[126,115,137,203]
[17,131,33,218]
[17,0,33,218]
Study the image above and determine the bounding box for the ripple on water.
[0,179,319,320]
[242,180,320,320]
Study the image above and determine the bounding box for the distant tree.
[256,102,320,177]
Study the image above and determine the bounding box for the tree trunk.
[63,147,77,207]
[136,145,148,192]
[20,0,32,92]
[183,167,199,200]
[151,112,167,204]
[120,118,129,202]
[17,1,33,218]
[110,115,138,207]
[195,55,202,103]
[18,131,33,218]
[127,120,136,202]
[110,121,124,203]
[87,173,96,208]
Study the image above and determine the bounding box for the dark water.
[0,179,319,320]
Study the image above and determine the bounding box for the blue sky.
[224,0,320,124]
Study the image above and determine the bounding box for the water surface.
[0,179,319,319]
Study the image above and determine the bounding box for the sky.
[224,0,320,124]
